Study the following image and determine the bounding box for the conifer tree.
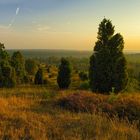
[89,18,128,93]
[11,51,26,83]
[57,58,71,89]
[0,43,16,88]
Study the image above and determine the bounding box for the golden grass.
[0,87,139,140]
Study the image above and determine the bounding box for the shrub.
[79,81,89,90]
[125,78,139,92]
[0,65,16,88]
[34,68,44,85]
[79,71,88,81]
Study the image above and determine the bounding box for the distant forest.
[7,49,140,59]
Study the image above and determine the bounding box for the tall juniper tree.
[57,58,71,89]
[89,18,128,94]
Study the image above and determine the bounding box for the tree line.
[0,18,135,94]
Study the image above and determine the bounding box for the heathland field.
[0,48,138,139]
[1,0,140,139]
[0,86,140,140]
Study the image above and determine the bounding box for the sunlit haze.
[0,0,140,51]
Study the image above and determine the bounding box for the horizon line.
[6,48,140,52]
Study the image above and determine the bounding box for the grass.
[0,86,139,139]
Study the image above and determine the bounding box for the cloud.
[8,7,20,28]
[0,7,20,30]
[16,7,20,15]
[0,25,9,29]
[0,25,12,33]
[37,25,50,31]
[8,17,15,28]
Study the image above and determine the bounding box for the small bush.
[79,71,88,81]
[0,65,16,88]
[43,79,48,85]
[125,78,139,92]
[23,75,30,84]
[79,81,89,90]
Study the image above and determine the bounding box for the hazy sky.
[0,0,140,51]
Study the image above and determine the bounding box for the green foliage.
[25,59,38,75]
[79,71,88,81]
[57,58,71,89]
[11,51,26,84]
[108,88,118,103]
[79,81,89,90]
[34,68,44,85]
[89,18,128,94]
[42,90,57,101]
[0,44,16,88]
[23,75,30,84]
[125,78,140,92]
[0,65,16,88]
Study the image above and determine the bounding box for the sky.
[0,0,140,51]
